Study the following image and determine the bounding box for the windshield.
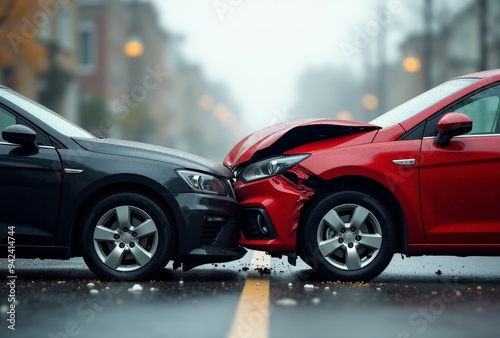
[370,78,479,128]
[0,88,94,139]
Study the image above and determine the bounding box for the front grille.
[201,223,224,245]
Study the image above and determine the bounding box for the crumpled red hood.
[224,118,380,168]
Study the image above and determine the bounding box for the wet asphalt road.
[1,253,499,338]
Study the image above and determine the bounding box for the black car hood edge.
[73,137,233,177]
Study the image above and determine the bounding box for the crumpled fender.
[286,166,315,234]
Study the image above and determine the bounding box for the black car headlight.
[240,154,310,183]
[177,170,228,196]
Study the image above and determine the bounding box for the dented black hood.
[224,119,380,168]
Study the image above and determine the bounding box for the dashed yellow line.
[227,251,271,338]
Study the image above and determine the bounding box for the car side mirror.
[2,124,39,151]
[434,112,472,147]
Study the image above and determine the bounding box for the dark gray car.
[0,86,246,280]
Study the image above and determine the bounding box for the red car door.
[420,84,500,244]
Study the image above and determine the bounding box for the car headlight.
[240,154,310,183]
[177,170,228,196]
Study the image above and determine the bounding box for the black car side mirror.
[434,112,473,147]
[2,124,39,151]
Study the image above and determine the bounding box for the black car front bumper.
[165,192,247,270]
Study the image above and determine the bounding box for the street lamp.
[362,94,379,111]
[402,57,422,73]
[198,95,215,111]
[124,0,143,58]
[336,111,353,121]
[123,35,143,58]
[213,104,236,127]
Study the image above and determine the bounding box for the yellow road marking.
[227,251,271,338]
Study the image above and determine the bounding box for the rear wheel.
[81,192,173,281]
[301,190,395,281]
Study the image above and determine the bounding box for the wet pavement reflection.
[1,253,499,338]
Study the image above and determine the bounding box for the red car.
[224,69,500,281]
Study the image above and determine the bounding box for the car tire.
[81,192,174,281]
[301,190,395,282]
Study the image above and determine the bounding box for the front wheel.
[301,190,395,282]
[81,192,174,281]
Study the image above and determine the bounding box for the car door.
[419,83,500,244]
[0,106,63,246]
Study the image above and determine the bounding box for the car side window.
[0,105,52,146]
[450,96,499,134]
[423,84,500,137]
[0,108,17,142]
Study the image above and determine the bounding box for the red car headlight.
[239,154,310,183]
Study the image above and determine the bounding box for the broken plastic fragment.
[128,284,143,292]
[276,298,298,307]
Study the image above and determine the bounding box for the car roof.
[457,68,500,79]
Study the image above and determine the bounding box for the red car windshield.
[370,78,479,128]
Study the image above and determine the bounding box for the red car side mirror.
[434,112,473,147]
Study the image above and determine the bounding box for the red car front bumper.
[235,169,314,252]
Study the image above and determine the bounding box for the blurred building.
[163,33,244,160]
[77,0,169,144]
[394,0,500,109]
[78,0,130,106]
[290,66,365,122]
[0,0,79,120]
[0,0,243,160]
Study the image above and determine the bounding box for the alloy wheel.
[93,205,159,272]
[316,203,383,271]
